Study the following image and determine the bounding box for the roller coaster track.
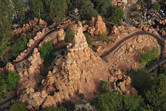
[0,18,79,108]
[100,31,164,59]
[0,1,165,108]
[102,0,166,73]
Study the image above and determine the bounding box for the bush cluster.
[40,41,54,66]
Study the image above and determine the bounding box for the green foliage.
[6,71,20,90]
[44,0,67,23]
[108,6,124,24]
[78,93,85,100]
[131,68,152,94]
[123,95,146,111]
[91,0,112,17]
[145,74,166,111]
[28,0,44,19]
[99,80,110,93]
[152,3,161,11]
[12,0,26,22]
[95,92,123,111]
[0,74,7,90]
[94,91,146,111]
[65,28,74,43]
[140,47,158,65]
[130,14,140,19]
[0,71,20,92]
[100,34,109,43]
[62,101,75,111]
[84,33,92,45]
[74,0,98,20]
[10,103,28,111]
[141,1,146,8]
[0,0,13,59]
[40,41,54,66]
[43,106,67,111]
[12,35,32,59]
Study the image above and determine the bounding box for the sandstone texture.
[14,28,65,62]
[88,16,107,36]
[16,22,137,110]
[13,18,47,39]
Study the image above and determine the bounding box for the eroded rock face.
[5,63,15,72]
[41,22,104,108]
[13,18,47,38]
[88,16,107,36]
[18,22,137,110]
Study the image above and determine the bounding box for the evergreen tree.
[12,0,26,23]
[145,74,166,111]
[0,0,13,59]
[91,0,112,17]
[44,0,67,23]
[28,0,44,19]
[74,0,98,20]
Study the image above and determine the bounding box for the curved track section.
[100,31,164,59]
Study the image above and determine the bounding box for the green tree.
[109,6,124,24]
[28,0,45,19]
[123,95,145,111]
[0,73,7,90]
[152,3,161,11]
[10,103,28,111]
[145,74,166,111]
[0,0,13,59]
[141,1,146,8]
[12,0,26,23]
[40,41,54,66]
[130,68,152,94]
[93,91,147,111]
[43,106,67,111]
[12,35,32,59]
[100,34,109,43]
[62,101,75,111]
[78,93,85,100]
[74,0,98,20]
[96,92,123,111]
[44,0,67,23]
[6,71,20,90]
[140,47,158,65]
[84,33,92,45]
[91,0,112,17]
[65,28,74,43]
[99,80,110,93]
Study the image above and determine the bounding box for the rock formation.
[88,16,107,36]
[18,22,137,110]
[13,18,47,39]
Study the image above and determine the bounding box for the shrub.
[140,47,158,65]
[93,92,146,111]
[141,1,146,8]
[130,68,152,94]
[10,103,28,111]
[62,101,75,111]
[43,106,67,111]
[6,71,20,90]
[40,41,54,66]
[100,34,109,43]
[65,28,74,43]
[78,93,85,100]
[145,74,166,111]
[0,73,7,90]
[108,6,124,25]
[84,33,92,45]
[12,35,32,59]
[99,80,110,93]
[152,3,161,11]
